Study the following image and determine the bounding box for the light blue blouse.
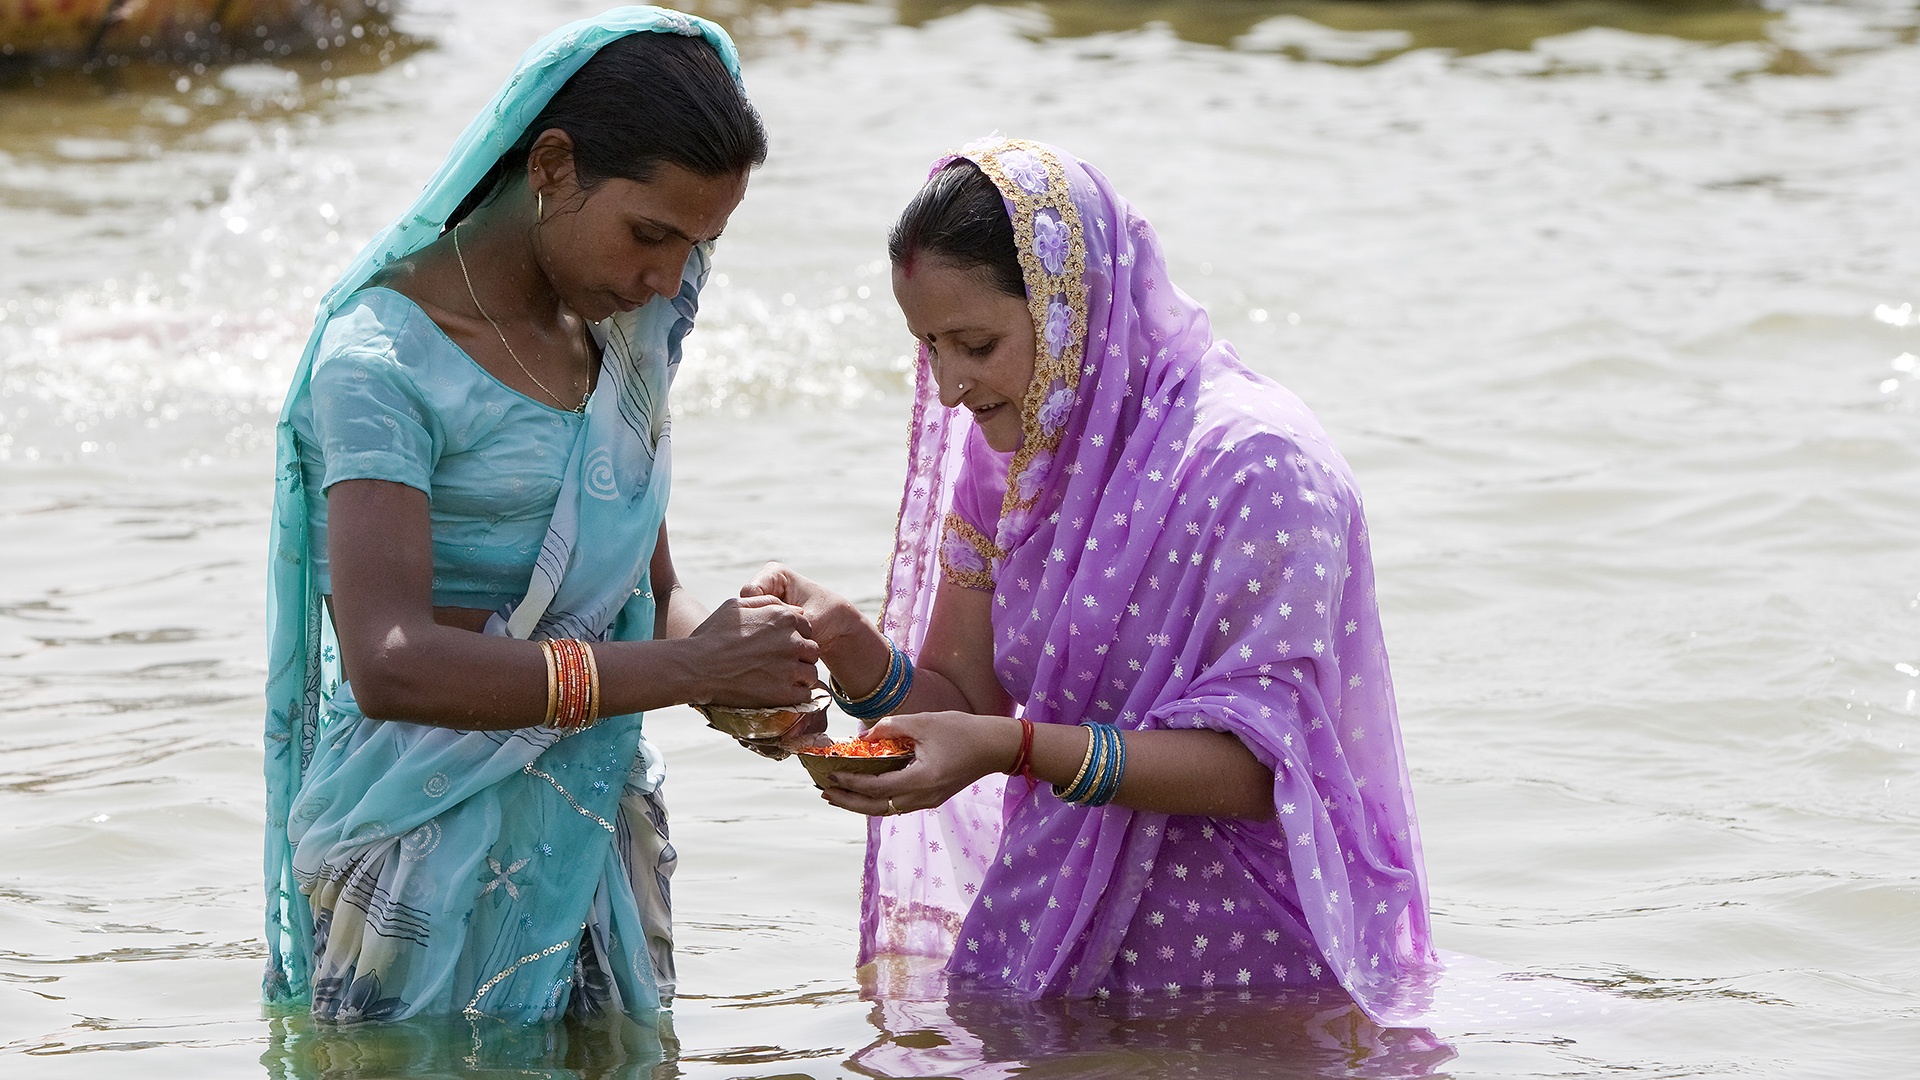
[289,287,586,610]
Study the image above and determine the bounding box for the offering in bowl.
[792,736,915,789]
[694,693,829,745]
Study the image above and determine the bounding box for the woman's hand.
[685,594,820,707]
[820,711,1022,816]
[740,562,862,651]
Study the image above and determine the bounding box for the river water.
[2,1,1917,1076]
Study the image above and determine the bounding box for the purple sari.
[862,139,1439,1022]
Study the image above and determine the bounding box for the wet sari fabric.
[866,140,1438,1022]
[262,7,739,1024]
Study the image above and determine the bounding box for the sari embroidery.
[938,512,1001,591]
[972,140,1091,539]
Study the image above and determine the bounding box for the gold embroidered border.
[968,139,1090,526]
[523,763,617,834]
[940,511,1001,591]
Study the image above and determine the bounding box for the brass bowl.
[694,693,829,743]
[792,742,914,790]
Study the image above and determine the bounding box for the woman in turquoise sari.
[263,8,818,1024]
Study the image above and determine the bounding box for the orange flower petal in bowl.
[793,736,915,789]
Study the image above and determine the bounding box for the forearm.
[815,602,1005,716]
[898,665,985,714]
[345,623,718,728]
[837,708,1277,822]
[812,602,890,694]
[944,714,1277,820]
[651,523,707,641]
[1050,725,1275,821]
[656,580,707,641]
[328,497,813,725]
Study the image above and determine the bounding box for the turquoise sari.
[262,7,743,1023]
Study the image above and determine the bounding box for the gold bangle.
[540,640,559,726]
[1061,724,1097,797]
[583,641,601,729]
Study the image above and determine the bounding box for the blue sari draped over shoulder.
[261,7,743,1024]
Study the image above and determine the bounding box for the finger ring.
[887,797,898,816]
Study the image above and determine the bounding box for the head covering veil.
[262,8,742,1021]
[865,139,1438,1022]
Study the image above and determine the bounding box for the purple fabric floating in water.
[863,138,1440,1023]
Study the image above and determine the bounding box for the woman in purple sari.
[747,138,1437,1021]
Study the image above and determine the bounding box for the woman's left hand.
[821,711,1020,817]
[740,562,859,645]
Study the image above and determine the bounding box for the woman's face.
[535,148,748,323]
[892,256,1036,453]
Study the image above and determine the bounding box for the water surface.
[2,1,1917,1076]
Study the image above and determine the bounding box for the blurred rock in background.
[0,0,397,67]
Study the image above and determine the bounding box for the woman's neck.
[454,189,564,325]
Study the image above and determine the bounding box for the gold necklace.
[452,224,587,414]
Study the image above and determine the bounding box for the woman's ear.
[525,128,580,206]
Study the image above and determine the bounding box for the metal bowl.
[694,693,829,743]
[792,742,914,790]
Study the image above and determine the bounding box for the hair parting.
[888,159,1025,299]
[445,31,768,232]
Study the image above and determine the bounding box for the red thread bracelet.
[1005,717,1037,791]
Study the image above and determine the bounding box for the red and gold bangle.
[570,640,590,730]
[564,639,590,731]
[539,640,559,726]
[551,638,578,730]
[547,639,566,728]
[545,638,603,734]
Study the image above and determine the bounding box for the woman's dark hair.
[446,31,768,230]
[888,160,1026,299]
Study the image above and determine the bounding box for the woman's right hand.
[685,594,820,707]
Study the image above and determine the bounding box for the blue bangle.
[1055,724,1127,808]
[871,649,914,715]
[1057,722,1114,805]
[1086,725,1126,807]
[832,638,914,720]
